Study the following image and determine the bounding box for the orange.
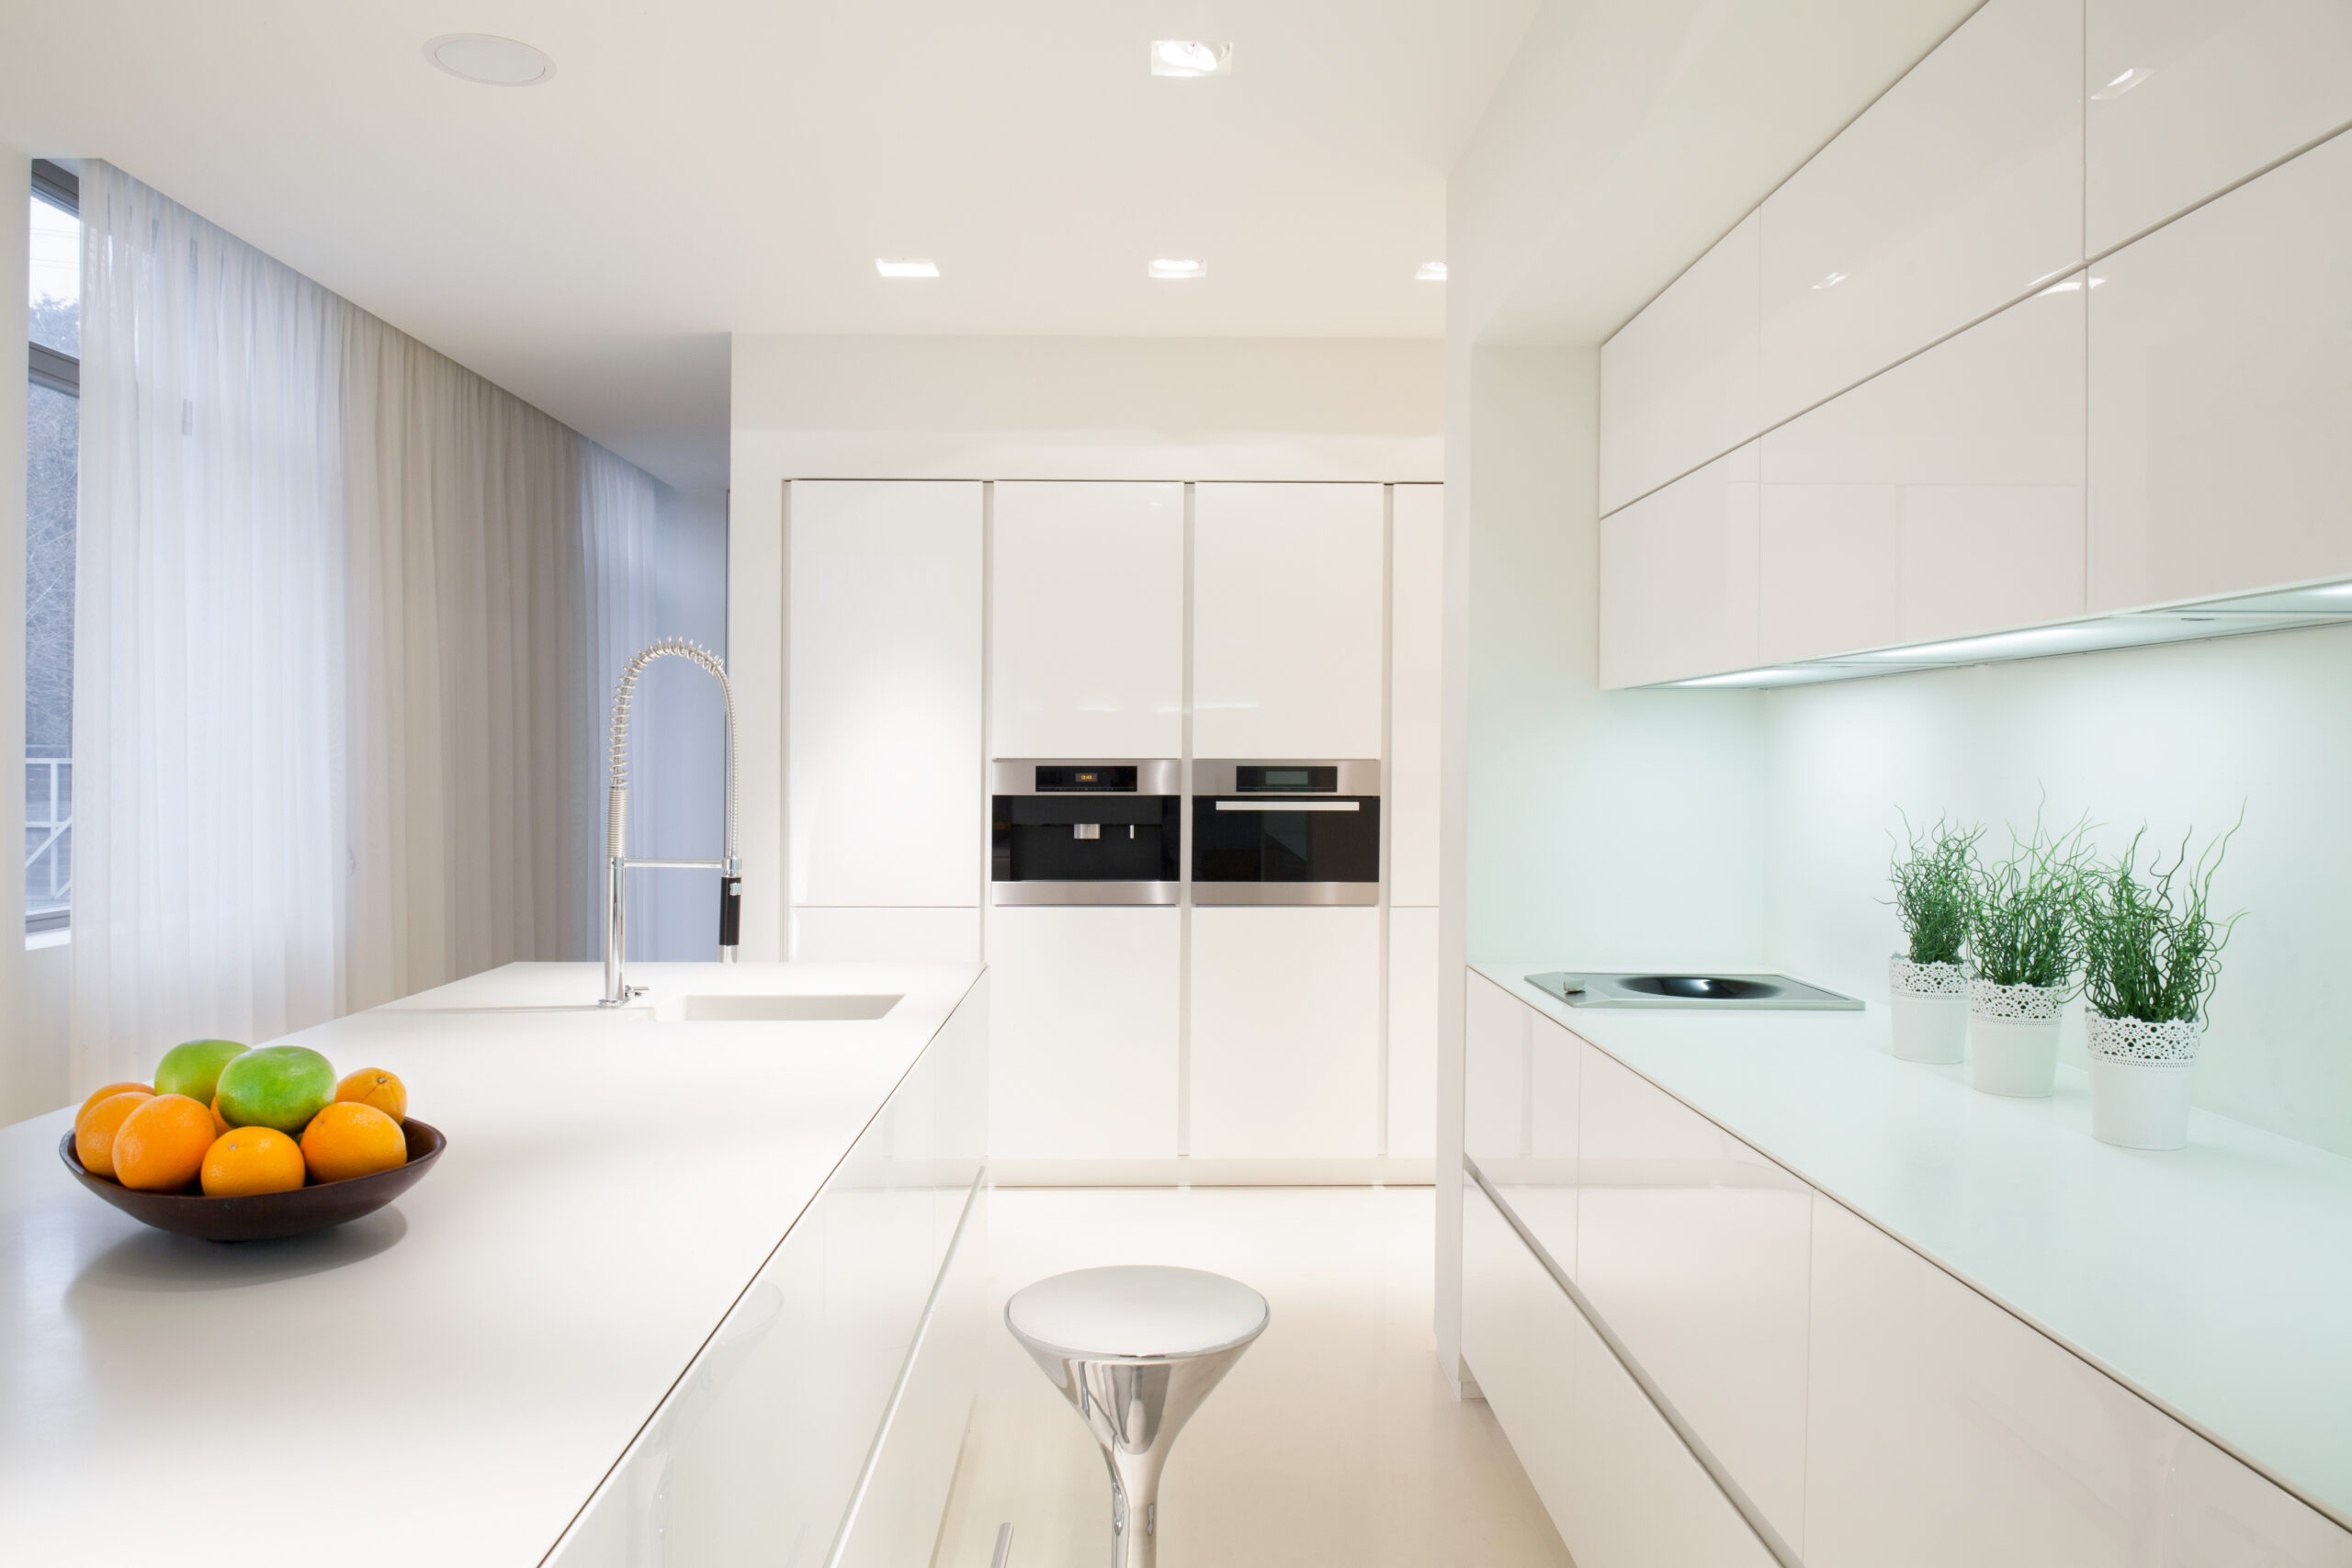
[334,1066,407,1123]
[201,1126,307,1197]
[112,1095,218,1192]
[75,1081,153,1134]
[74,1090,154,1179]
[209,1094,232,1136]
[300,1102,408,1184]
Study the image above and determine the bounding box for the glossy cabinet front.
[985,904,1180,1162]
[2088,127,2352,610]
[1758,0,2084,429]
[1189,905,1380,1157]
[989,481,1183,760]
[547,984,988,1568]
[1806,1192,2352,1566]
[1464,1182,1780,1568]
[1600,210,1761,515]
[1758,285,2086,663]
[1599,443,1760,688]
[788,480,983,913]
[1192,482,1385,760]
[1462,976,2352,1565]
[2086,0,2352,253]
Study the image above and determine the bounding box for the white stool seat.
[1006,1265,1269,1568]
[1005,1265,1268,1362]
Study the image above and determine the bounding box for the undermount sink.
[1526,971,1861,1010]
[672,993,903,1021]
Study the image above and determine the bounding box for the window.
[26,159,78,934]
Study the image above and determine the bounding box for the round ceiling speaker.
[424,34,556,87]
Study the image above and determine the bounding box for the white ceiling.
[0,1,1542,490]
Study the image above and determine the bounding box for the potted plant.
[1964,811,2095,1097]
[2079,822,2242,1150]
[1885,815,1980,1063]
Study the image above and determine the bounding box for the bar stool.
[1005,1265,1269,1568]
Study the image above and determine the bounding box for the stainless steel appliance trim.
[991,880,1182,907]
[1191,759,1382,795]
[1191,882,1379,907]
[1212,799,1363,812]
[991,758,1182,795]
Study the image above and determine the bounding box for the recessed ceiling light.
[1148,258,1205,280]
[876,258,940,279]
[424,34,555,87]
[1150,40,1232,77]
[1416,262,1448,282]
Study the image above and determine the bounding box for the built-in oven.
[990,760,1182,905]
[1192,760,1380,905]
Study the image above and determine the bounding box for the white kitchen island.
[0,961,988,1568]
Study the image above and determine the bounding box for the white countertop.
[0,960,982,1565]
[1473,961,2352,1529]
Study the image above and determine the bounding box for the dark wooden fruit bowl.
[60,1119,447,1242]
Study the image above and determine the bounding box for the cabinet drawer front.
[1464,1181,1781,1568]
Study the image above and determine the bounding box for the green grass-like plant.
[2081,817,2245,1025]
[1968,807,2098,990]
[1888,813,1981,965]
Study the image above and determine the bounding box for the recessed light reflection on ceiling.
[1812,271,1848,290]
[2037,274,2107,294]
[1148,258,1206,280]
[875,259,940,278]
[1151,39,1233,77]
[424,34,555,86]
[1416,262,1448,282]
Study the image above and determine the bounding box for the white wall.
[632,484,730,961]
[1761,624,2352,1157]
[728,333,1444,959]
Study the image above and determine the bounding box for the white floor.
[929,1186,1574,1568]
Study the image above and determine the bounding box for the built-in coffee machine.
[1192,760,1381,905]
[989,760,1182,905]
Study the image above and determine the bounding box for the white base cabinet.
[1188,906,1380,1158]
[546,982,988,1568]
[1464,1182,1781,1568]
[985,904,1180,1161]
[1461,974,2352,1566]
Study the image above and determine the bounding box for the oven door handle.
[1212,799,1361,811]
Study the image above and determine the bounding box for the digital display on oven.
[1236,765,1338,794]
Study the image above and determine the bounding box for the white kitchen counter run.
[1472,960,2352,1529]
[0,960,982,1565]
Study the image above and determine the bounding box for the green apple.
[215,1045,337,1135]
[153,1038,249,1106]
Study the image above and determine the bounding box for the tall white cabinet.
[787,480,983,960]
[986,481,1186,1165]
[1386,483,1443,1158]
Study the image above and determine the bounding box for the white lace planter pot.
[2086,1010,2201,1150]
[1887,956,1968,1064]
[1966,979,2065,1097]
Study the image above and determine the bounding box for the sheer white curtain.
[73,164,662,1085]
[572,443,659,959]
[74,164,348,1081]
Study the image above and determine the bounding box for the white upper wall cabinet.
[1389,484,1443,905]
[788,480,983,908]
[1758,287,2086,664]
[1600,211,1762,516]
[2086,0,2352,254]
[1759,0,2084,430]
[1193,483,1385,760]
[989,481,1183,760]
[1599,442,1760,688]
[2089,129,2352,611]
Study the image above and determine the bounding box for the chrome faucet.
[601,638,741,1006]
